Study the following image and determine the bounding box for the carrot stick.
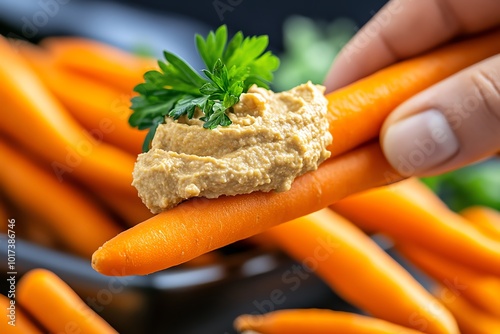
[325,28,500,156]
[92,142,401,275]
[0,138,122,258]
[397,244,500,318]
[263,209,457,334]
[331,178,500,276]
[234,309,427,334]
[0,294,42,334]
[434,286,500,334]
[460,206,500,240]
[92,30,500,276]
[17,269,118,334]
[14,41,145,155]
[0,35,136,196]
[40,36,156,93]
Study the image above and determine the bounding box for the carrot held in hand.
[0,138,122,258]
[0,35,136,196]
[331,178,500,277]
[263,209,457,334]
[92,142,401,276]
[325,28,500,156]
[91,30,500,277]
[17,269,118,334]
[235,309,427,334]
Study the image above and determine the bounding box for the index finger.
[324,0,500,92]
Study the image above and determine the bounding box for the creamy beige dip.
[132,81,332,213]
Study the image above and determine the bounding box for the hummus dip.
[132,81,332,213]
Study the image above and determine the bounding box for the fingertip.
[382,109,460,176]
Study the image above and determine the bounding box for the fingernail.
[383,109,459,176]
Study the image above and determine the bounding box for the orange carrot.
[397,244,500,318]
[235,309,427,334]
[331,178,500,277]
[15,41,145,155]
[92,30,500,276]
[92,142,401,276]
[41,36,156,93]
[434,286,500,334]
[0,138,122,258]
[97,188,153,227]
[325,28,500,156]
[0,294,42,334]
[460,206,500,240]
[17,269,117,334]
[264,209,457,334]
[0,35,136,196]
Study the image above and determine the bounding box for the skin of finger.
[324,0,500,92]
[380,54,500,176]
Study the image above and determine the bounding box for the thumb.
[381,55,500,177]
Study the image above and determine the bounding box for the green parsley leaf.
[129,25,280,152]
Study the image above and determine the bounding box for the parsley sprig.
[129,25,280,152]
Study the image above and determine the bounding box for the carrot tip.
[91,245,131,276]
[233,314,263,332]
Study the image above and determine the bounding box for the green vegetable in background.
[273,16,356,91]
[421,158,500,212]
[129,25,280,152]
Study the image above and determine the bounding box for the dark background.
[0,0,388,63]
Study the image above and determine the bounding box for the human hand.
[324,0,500,176]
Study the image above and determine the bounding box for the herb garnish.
[129,25,280,152]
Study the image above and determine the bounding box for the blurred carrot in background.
[17,269,118,334]
[41,37,156,93]
[460,205,500,240]
[331,179,500,277]
[264,209,457,334]
[97,188,153,227]
[397,244,500,318]
[435,286,500,334]
[0,294,42,334]
[0,35,136,196]
[234,309,426,334]
[15,41,146,155]
[0,138,122,258]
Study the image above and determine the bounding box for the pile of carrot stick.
[0,268,117,333]
[1,29,500,333]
